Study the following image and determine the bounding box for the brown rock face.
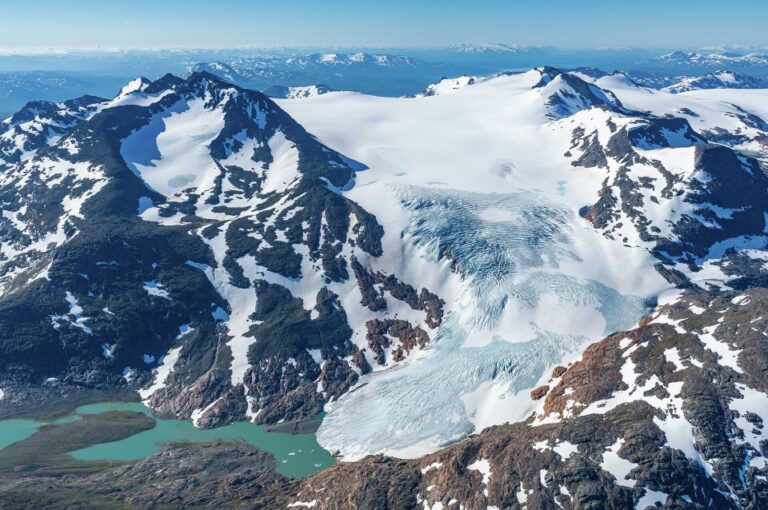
[351,256,387,312]
[542,330,634,419]
[530,385,550,400]
[366,318,430,365]
[351,348,372,375]
[0,442,300,509]
[351,255,446,328]
[551,365,567,378]
[294,456,422,510]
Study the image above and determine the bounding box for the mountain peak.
[117,77,152,97]
[532,68,625,117]
[0,69,394,437]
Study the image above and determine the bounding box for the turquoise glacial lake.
[0,401,335,478]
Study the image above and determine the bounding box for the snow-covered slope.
[592,72,768,161]
[276,67,768,459]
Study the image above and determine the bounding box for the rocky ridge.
[0,71,444,430]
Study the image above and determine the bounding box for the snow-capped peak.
[117,77,151,97]
[532,68,625,117]
[415,68,626,119]
[419,75,478,96]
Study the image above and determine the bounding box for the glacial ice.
[317,186,650,459]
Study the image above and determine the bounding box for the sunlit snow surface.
[318,186,649,459]
[277,74,670,459]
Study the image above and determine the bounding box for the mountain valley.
[0,63,767,508]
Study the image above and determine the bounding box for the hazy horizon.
[1,0,766,51]
[0,45,767,56]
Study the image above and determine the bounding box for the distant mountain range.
[663,70,768,93]
[419,68,768,99]
[654,50,768,74]
[2,47,768,116]
[188,52,447,96]
[446,43,554,54]
[0,71,126,118]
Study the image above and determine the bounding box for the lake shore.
[0,399,335,479]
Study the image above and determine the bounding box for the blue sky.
[0,0,766,50]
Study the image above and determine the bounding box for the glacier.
[317,185,651,459]
[275,71,678,459]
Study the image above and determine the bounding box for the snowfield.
[277,70,678,458]
[122,97,227,198]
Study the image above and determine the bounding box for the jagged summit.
[0,94,106,170]
[533,68,627,117]
[116,76,152,97]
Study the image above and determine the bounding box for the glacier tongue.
[317,186,652,460]
[318,317,582,460]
